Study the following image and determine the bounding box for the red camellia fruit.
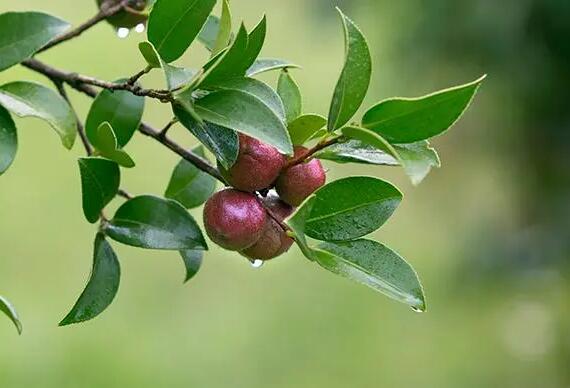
[275,146,326,206]
[220,134,285,192]
[203,189,266,251]
[241,194,295,261]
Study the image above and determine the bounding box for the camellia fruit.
[219,134,285,192]
[203,189,266,251]
[275,147,326,206]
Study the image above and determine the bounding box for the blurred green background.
[1,0,569,387]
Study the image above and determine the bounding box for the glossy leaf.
[173,104,239,169]
[278,70,302,123]
[342,126,399,159]
[0,295,22,334]
[241,16,267,71]
[328,9,372,131]
[78,157,120,223]
[165,146,217,209]
[316,140,397,166]
[85,87,145,148]
[138,41,162,68]
[0,12,70,72]
[180,250,203,283]
[105,195,208,250]
[0,81,76,149]
[199,25,249,88]
[288,114,327,145]
[246,58,300,77]
[60,234,120,326]
[212,77,285,122]
[362,76,486,143]
[303,177,402,241]
[138,41,196,90]
[314,239,426,311]
[212,0,232,56]
[94,123,135,168]
[285,196,318,262]
[0,106,17,175]
[194,87,293,155]
[147,0,217,63]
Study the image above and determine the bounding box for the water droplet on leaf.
[117,28,130,39]
[135,23,145,34]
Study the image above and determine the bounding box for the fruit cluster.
[204,135,326,261]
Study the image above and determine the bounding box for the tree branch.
[38,0,130,53]
[284,136,344,168]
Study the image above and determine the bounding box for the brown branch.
[38,0,130,53]
[158,118,178,138]
[118,189,134,200]
[284,136,344,168]
[126,66,152,86]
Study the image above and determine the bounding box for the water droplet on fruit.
[251,259,264,269]
[135,23,145,33]
[117,28,130,39]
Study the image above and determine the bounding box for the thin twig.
[126,66,151,86]
[284,136,344,168]
[158,118,178,138]
[38,0,130,53]
[118,189,134,200]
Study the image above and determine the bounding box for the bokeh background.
[1,0,569,387]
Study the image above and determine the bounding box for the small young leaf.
[288,114,327,145]
[105,195,208,250]
[147,0,217,63]
[361,75,486,143]
[0,295,22,334]
[94,123,135,168]
[316,140,397,166]
[197,15,222,51]
[314,239,426,311]
[78,157,120,223]
[165,146,217,209]
[194,87,293,155]
[212,77,285,122]
[173,104,239,170]
[285,196,318,262]
[180,250,203,283]
[85,87,145,148]
[303,176,402,242]
[0,106,17,175]
[198,25,248,87]
[241,16,267,70]
[0,81,77,149]
[0,12,70,71]
[212,0,232,56]
[138,41,162,68]
[277,70,302,124]
[328,9,372,131]
[59,234,120,326]
[246,58,300,77]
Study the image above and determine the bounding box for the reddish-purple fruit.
[220,134,285,192]
[203,189,266,251]
[241,195,295,261]
[275,147,326,206]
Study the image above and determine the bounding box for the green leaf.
[303,177,402,242]
[342,126,399,159]
[94,123,135,168]
[0,106,17,175]
[173,104,239,170]
[288,114,327,145]
[362,75,486,143]
[285,196,318,262]
[212,0,232,56]
[59,234,121,326]
[194,87,293,155]
[105,195,208,250]
[246,58,300,77]
[0,12,70,72]
[147,0,217,63]
[0,81,77,149]
[316,139,397,166]
[138,41,162,68]
[314,239,425,311]
[278,70,302,123]
[179,250,203,283]
[165,146,217,209]
[85,87,145,149]
[212,77,285,122]
[393,142,440,185]
[0,295,22,334]
[198,25,249,88]
[78,157,120,223]
[241,16,267,71]
[328,8,372,131]
[197,15,222,51]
